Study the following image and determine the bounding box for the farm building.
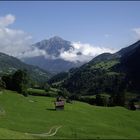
[54,96,65,110]
[134,104,140,110]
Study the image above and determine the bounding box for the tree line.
[0,69,29,96]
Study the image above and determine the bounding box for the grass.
[27,88,46,94]
[91,60,119,70]
[27,88,58,97]
[0,90,140,139]
[81,93,110,99]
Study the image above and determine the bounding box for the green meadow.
[0,90,140,139]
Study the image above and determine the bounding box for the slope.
[22,36,83,73]
[0,52,51,83]
[50,40,140,95]
[0,90,140,139]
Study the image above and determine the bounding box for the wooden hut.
[54,96,65,110]
[134,104,140,110]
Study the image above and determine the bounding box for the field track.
[25,126,62,137]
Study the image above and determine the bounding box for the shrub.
[0,78,6,90]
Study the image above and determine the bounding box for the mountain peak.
[25,36,82,73]
[34,36,66,47]
[49,36,64,41]
[33,36,73,57]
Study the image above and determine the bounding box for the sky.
[0,1,140,62]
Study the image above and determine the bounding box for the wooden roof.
[55,101,65,107]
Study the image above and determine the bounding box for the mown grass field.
[27,88,58,97]
[0,90,140,139]
[27,88,46,94]
[91,60,119,70]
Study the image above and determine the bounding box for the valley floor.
[0,90,140,139]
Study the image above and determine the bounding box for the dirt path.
[25,125,62,137]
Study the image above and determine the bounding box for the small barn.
[54,96,65,110]
[134,104,140,110]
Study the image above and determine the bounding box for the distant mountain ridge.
[116,40,140,57]
[33,36,72,57]
[23,36,83,73]
[49,40,140,95]
[118,40,140,91]
[0,52,51,83]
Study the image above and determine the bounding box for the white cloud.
[0,26,32,57]
[132,28,140,38]
[0,14,45,58]
[18,47,47,58]
[59,42,116,62]
[0,14,117,63]
[0,14,15,27]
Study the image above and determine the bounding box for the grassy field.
[0,90,140,139]
[27,88,46,94]
[91,60,119,70]
[27,88,58,97]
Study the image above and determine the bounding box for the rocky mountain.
[49,40,140,95]
[33,36,72,57]
[0,52,51,83]
[22,36,83,73]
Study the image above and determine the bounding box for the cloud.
[0,14,45,58]
[0,14,15,27]
[59,42,116,62]
[18,47,47,58]
[0,14,117,63]
[132,28,140,38]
